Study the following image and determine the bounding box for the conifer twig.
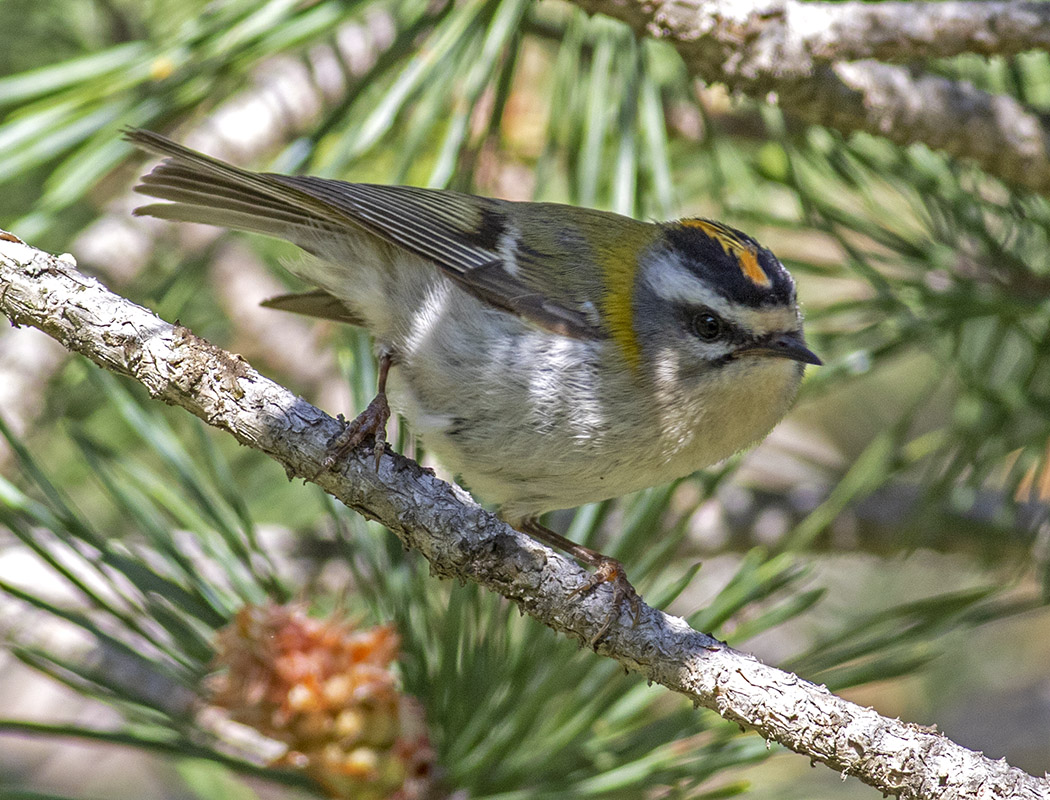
[571,0,1050,193]
[1,237,1047,800]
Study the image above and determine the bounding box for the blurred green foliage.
[2,0,1050,797]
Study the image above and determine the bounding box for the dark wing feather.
[268,176,603,338]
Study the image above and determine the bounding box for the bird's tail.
[126,129,349,245]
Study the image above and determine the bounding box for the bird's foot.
[322,392,390,472]
[568,556,642,647]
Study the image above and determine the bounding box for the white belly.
[387,299,803,519]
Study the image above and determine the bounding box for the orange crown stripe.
[681,219,771,288]
[736,248,770,287]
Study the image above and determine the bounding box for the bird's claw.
[568,557,642,647]
[322,392,390,472]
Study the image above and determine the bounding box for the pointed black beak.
[740,331,822,366]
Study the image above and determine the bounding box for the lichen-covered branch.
[572,0,1050,194]
[792,63,1050,193]
[2,237,1047,799]
[808,1,1050,62]
[728,1,1050,64]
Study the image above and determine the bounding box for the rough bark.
[2,236,1047,800]
[570,0,1050,194]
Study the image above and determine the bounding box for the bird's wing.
[128,129,608,339]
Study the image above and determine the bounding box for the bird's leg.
[518,518,642,646]
[323,351,393,471]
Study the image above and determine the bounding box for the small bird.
[127,129,820,640]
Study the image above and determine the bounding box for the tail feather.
[125,129,348,243]
[131,201,311,240]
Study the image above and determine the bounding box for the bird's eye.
[690,311,723,341]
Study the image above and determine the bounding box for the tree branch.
[2,236,1047,799]
[571,0,1050,194]
[744,1,1050,64]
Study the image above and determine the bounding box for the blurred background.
[2,0,1050,798]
